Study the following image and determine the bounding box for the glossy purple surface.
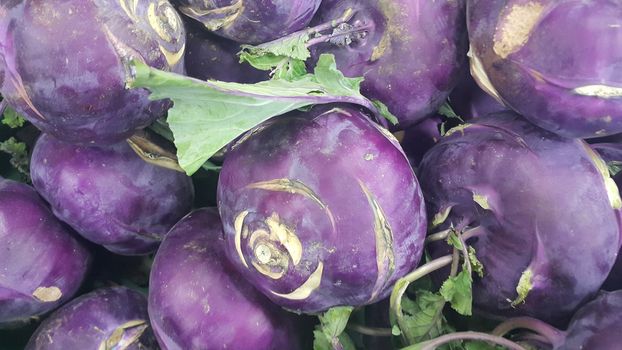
[218,106,427,313]
[468,0,622,138]
[311,0,467,129]
[25,287,157,350]
[176,0,321,44]
[30,134,194,255]
[418,112,621,324]
[0,179,90,328]
[0,0,185,144]
[184,19,267,83]
[149,208,301,350]
[558,291,622,350]
[592,142,622,291]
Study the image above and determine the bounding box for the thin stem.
[346,324,393,337]
[456,232,471,276]
[402,331,527,350]
[449,247,460,277]
[462,226,486,241]
[516,333,550,345]
[306,24,374,47]
[389,255,454,344]
[492,317,566,348]
[251,8,356,51]
[425,228,453,243]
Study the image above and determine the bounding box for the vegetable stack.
[1,0,622,349]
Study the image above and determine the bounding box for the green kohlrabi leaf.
[128,54,385,175]
[438,102,464,122]
[440,268,473,316]
[468,246,485,278]
[313,330,356,350]
[446,231,464,250]
[372,100,399,126]
[313,306,355,350]
[240,33,311,66]
[0,137,29,178]
[608,160,622,177]
[2,106,26,129]
[399,290,452,343]
[239,34,311,81]
[318,306,354,339]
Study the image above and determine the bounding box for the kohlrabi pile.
[1,1,621,349]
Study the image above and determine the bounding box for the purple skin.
[310,0,467,129]
[399,116,443,169]
[25,287,157,350]
[0,0,185,144]
[556,291,622,350]
[449,70,507,119]
[149,208,302,350]
[218,106,427,314]
[592,142,622,291]
[0,179,90,328]
[418,112,622,324]
[184,19,268,83]
[468,0,622,138]
[30,134,194,255]
[175,0,322,44]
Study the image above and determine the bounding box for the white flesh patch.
[32,286,62,302]
[271,262,324,300]
[234,211,250,268]
[493,2,545,59]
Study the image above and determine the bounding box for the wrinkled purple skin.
[557,291,622,350]
[184,19,267,83]
[0,0,185,144]
[399,116,443,169]
[593,142,622,291]
[218,106,427,314]
[468,0,622,138]
[0,179,90,328]
[175,0,321,44]
[449,70,507,119]
[311,0,467,129]
[25,287,157,350]
[30,134,194,255]
[418,112,622,324]
[149,208,302,350]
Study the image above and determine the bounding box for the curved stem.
[492,317,566,348]
[346,323,393,337]
[425,228,453,243]
[426,225,485,245]
[462,226,486,241]
[516,332,551,345]
[402,331,527,350]
[389,255,454,344]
